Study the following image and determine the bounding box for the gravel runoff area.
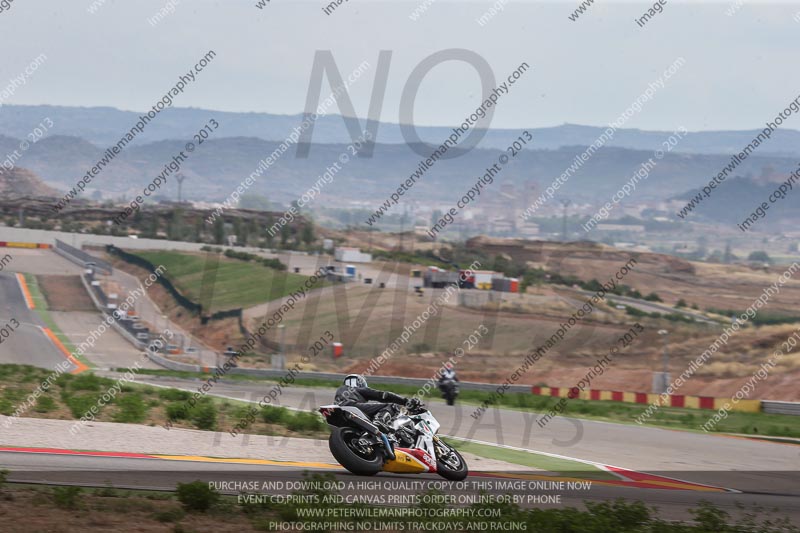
[0,415,519,471]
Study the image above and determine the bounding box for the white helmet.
[343,374,367,388]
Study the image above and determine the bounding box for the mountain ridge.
[4,104,800,157]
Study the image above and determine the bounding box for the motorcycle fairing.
[383,448,436,473]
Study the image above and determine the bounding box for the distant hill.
[3,133,798,209]
[4,104,800,156]
[0,167,58,197]
[673,176,800,225]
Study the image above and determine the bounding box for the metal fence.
[762,400,800,416]
[82,269,153,348]
[54,239,113,274]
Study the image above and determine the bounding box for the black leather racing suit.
[334,385,408,421]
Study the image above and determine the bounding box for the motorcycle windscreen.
[382,449,434,474]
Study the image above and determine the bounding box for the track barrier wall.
[532,385,768,414]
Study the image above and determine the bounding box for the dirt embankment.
[467,236,800,316]
[37,275,96,311]
[0,167,59,197]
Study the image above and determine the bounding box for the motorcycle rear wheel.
[328,427,384,476]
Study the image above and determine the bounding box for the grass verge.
[0,364,325,438]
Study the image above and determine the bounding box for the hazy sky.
[2,1,800,132]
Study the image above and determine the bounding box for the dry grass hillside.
[0,167,58,197]
[468,236,800,316]
[111,240,800,400]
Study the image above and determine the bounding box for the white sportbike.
[319,402,468,480]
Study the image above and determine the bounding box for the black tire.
[436,447,468,481]
[328,427,384,476]
[445,395,455,406]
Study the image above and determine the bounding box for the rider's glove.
[405,398,422,410]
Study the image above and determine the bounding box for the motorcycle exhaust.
[379,433,396,461]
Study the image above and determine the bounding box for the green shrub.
[624,306,647,317]
[18,367,41,383]
[52,486,83,509]
[166,402,189,421]
[220,248,287,270]
[581,279,604,292]
[113,394,148,423]
[286,412,325,433]
[93,485,119,498]
[159,389,191,401]
[261,258,287,271]
[0,398,13,416]
[69,373,105,392]
[748,250,771,263]
[232,405,252,420]
[412,343,431,354]
[260,405,287,424]
[663,313,695,323]
[55,373,74,388]
[34,395,56,413]
[65,394,101,418]
[689,501,729,532]
[190,400,217,430]
[2,388,26,402]
[176,481,219,512]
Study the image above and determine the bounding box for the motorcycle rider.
[334,374,422,431]
[438,364,459,405]
[438,365,459,385]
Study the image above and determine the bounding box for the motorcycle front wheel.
[328,427,384,476]
[435,441,468,481]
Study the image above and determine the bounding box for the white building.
[335,247,372,263]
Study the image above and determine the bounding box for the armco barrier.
[55,239,112,274]
[80,271,149,350]
[762,400,800,416]
[152,361,532,393]
[146,349,208,373]
[87,269,154,344]
[532,385,763,413]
